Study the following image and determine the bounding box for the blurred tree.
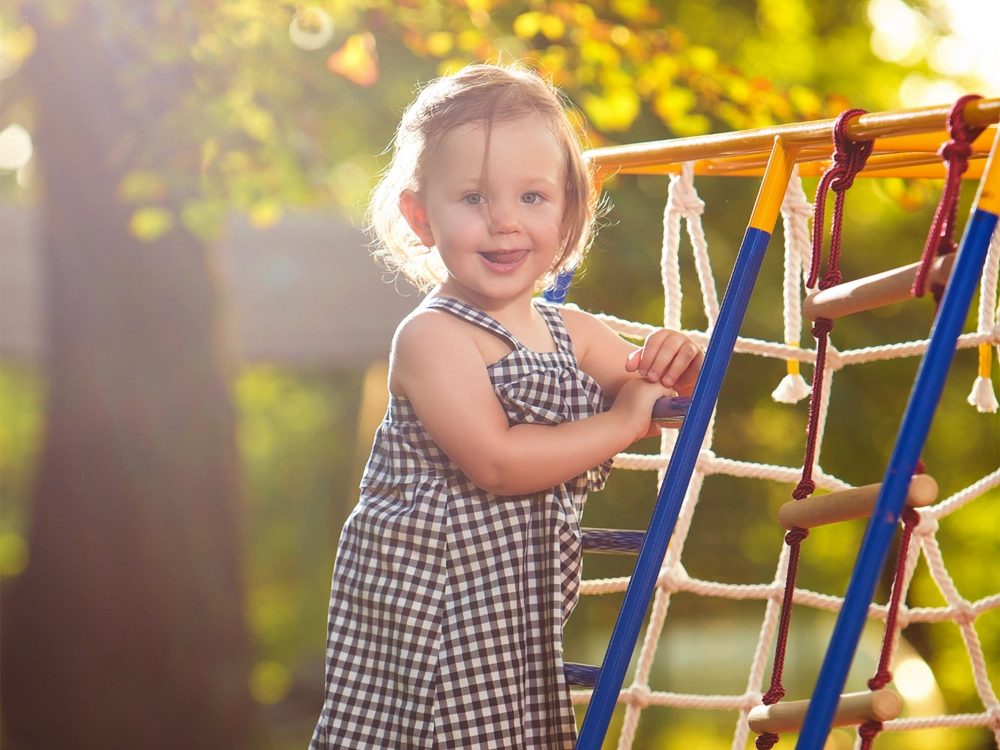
[0,4,257,749]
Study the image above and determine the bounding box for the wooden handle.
[802,253,954,321]
[748,690,902,735]
[778,474,938,530]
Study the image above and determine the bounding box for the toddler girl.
[311,63,703,749]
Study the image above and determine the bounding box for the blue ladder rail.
[575,137,800,749]
[796,128,1000,749]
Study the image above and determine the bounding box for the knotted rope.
[756,111,873,749]
[858,505,921,749]
[912,94,986,299]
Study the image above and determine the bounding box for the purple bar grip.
[652,396,691,422]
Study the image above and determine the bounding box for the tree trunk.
[1,5,257,748]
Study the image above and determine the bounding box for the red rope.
[853,506,920,749]
[858,719,884,750]
[912,94,986,298]
[754,112,873,747]
[762,526,810,710]
[795,109,872,500]
[807,109,874,291]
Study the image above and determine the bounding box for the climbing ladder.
[547,98,1000,750]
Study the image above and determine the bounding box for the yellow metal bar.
[975,127,1000,215]
[586,98,1000,172]
[614,150,988,180]
[749,137,799,232]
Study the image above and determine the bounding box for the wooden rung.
[802,253,955,321]
[748,689,902,735]
[778,474,938,530]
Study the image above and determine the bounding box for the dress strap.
[425,296,521,350]
[533,301,575,355]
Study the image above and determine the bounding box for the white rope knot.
[953,600,976,625]
[986,706,1000,730]
[667,167,705,217]
[657,566,683,591]
[895,606,911,630]
[914,512,939,537]
[629,684,653,708]
[696,449,716,473]
[824,345,844,372]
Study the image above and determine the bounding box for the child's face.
[401,114,568,307]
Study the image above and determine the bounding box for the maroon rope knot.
[858,719,884,749]
[913,94,986,298]
[902,505,920,529]
[818,270,842,290]
[868,670,892,691]
[792,479,815,500]
[807,108,873,289]
[939,138,973,163]
[755,732,780,749]
[811,317,834,338]
[784,527,810,546]
[761,685,786,705]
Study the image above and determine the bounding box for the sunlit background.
[0,0,997,748]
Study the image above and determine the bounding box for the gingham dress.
[311,296,611,750]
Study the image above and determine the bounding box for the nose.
[489,200,521,235]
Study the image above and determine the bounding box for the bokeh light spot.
[249,661,292,704]
[895,657,938,703]
[0,123,33,171]
[129,207,174,242]
[289,8,333,51]
[327,33,378,86]
[0,533,29,576]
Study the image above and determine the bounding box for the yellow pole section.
[975,126,1000,216]
[749,137,799,232]
[586,97,1000,172]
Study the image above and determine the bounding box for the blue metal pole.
[576,226,781,750]
[795,205,1000,749]
[575,137,798,750]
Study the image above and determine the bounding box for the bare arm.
[391,310,670,496]
[559,306,704,399]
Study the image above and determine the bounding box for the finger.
[660,342,701,387]
[643,336,684,382]
[624,348,641,372]
[635,331,669,377]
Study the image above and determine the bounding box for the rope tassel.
[773,169,813,404]
[968,220,1000,412]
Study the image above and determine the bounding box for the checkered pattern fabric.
[311,296,611,749]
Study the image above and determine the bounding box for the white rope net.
[570,164,1000,749]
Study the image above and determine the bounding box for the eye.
[463,193,485,206]
[522,192,544,204]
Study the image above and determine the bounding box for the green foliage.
[234,366,364,706]
[0,364,45,578]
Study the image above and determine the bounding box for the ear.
[399,190,435,247]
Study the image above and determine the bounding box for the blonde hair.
[368,63,598,292]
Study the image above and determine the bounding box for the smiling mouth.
[479,249,528,270]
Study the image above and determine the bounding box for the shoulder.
[389,305,484,396]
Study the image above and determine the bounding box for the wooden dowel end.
[748,690,903,735]
[803,254,955,321]
[778,474,938,530]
